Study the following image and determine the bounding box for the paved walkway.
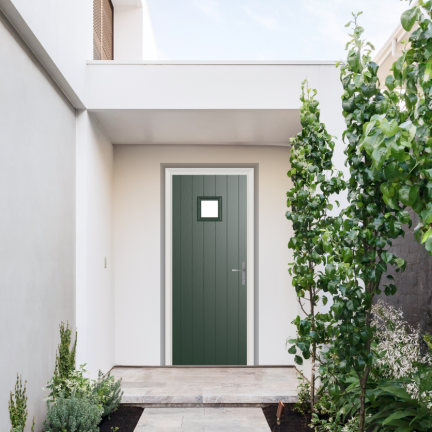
[112,366,299,404]
[134,407,270,431]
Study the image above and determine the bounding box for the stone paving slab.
[134,407,270,431]
[113,367,299,405]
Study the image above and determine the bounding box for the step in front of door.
[114,366,299,405]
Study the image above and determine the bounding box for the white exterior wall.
[0,0,92,104]
[0,11,76,430]
[113,145,296,365]
[86,62,333,110]
[76,111,114,378]
[113,1,158,61]
[114,6,145,61]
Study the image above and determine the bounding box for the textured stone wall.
[376,209,432,334]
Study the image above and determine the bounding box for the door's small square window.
[197,197,222,221]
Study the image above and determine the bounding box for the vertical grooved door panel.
[192,176,204,364]
[173,175,247,365]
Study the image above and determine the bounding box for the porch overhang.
[86,61,338,146]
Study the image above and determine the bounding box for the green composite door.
[172,175,247,365]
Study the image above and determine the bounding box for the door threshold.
[113,365,296,369]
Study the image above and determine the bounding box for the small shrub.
[47,364,91,401]
[9,374,31,432]
[310,392,344,432]
[372,300,432,401]
[294,378,311,416]
[341,417,359,432]
[43,393,102,432]
[91,370,123,417]
[48,323,77,400]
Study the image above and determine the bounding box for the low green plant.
[9,374,34,432]
[294,378,311,416]
[43,393,102,432]
[48,322,77,400]
[310,391,344,432]
[91,370,123,418]
[47,364,91,400]
[424,334,432,351]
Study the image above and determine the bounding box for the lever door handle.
[232,261,246,286]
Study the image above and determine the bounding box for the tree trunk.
[358,383,366,432]
[309,280,315,413]
[310,355,315,412]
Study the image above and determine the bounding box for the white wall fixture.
[165,167,255,366]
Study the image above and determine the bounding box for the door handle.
[232,261,246,286]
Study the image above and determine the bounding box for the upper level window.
[93,0,114,60]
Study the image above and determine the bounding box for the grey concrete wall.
[377,209,432,334]
[0,10,76,432]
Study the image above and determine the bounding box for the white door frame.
[165,167,255,365]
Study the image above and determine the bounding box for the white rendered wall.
[76,111,114,378]
[1,0,93,104]
[113,1,158,61]
[114,6,144,61]
[86,63,334,110]
[0,11,76,430]
[113,145,296,365]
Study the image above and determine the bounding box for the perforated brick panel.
[376,209,432,333]
[93,0,113,60]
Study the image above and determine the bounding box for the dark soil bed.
[262,404,313,432]
[98,405,144,432]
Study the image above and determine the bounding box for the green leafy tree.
[321,13,409,432]
[286,80,345,411]
[376,0,432,255]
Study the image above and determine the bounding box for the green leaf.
[384,161,402,182]
[341,247,353,263]
[383,410,418,426]
[309,331,319,342]
[288,345,297,355]
[395,258,406,269]
[325,264,336,279]
[389,141,407,161]
[379,383,411,401]
[398,210,411,225]
[349,333,360,345]
[347,49,361,73]
[347,299,358,311]
[381,119,399,137]
[399,185,419,206]
[365,120,376,137]
[394,426,414,432]
[385,75,396,91]
[294,355,303,365]
[372,146,389,170]
[425,237,432,253]
[299,320,312,336]
[421,229,432,244]
[322,296,328,306]
[323,242,333,253]
[425,58,432,82]
[342,98,356,113]
[382,251,394,263]
[364,132,385,155]
[401,7,418,31]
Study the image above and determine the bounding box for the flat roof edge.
[87,60,337,66]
